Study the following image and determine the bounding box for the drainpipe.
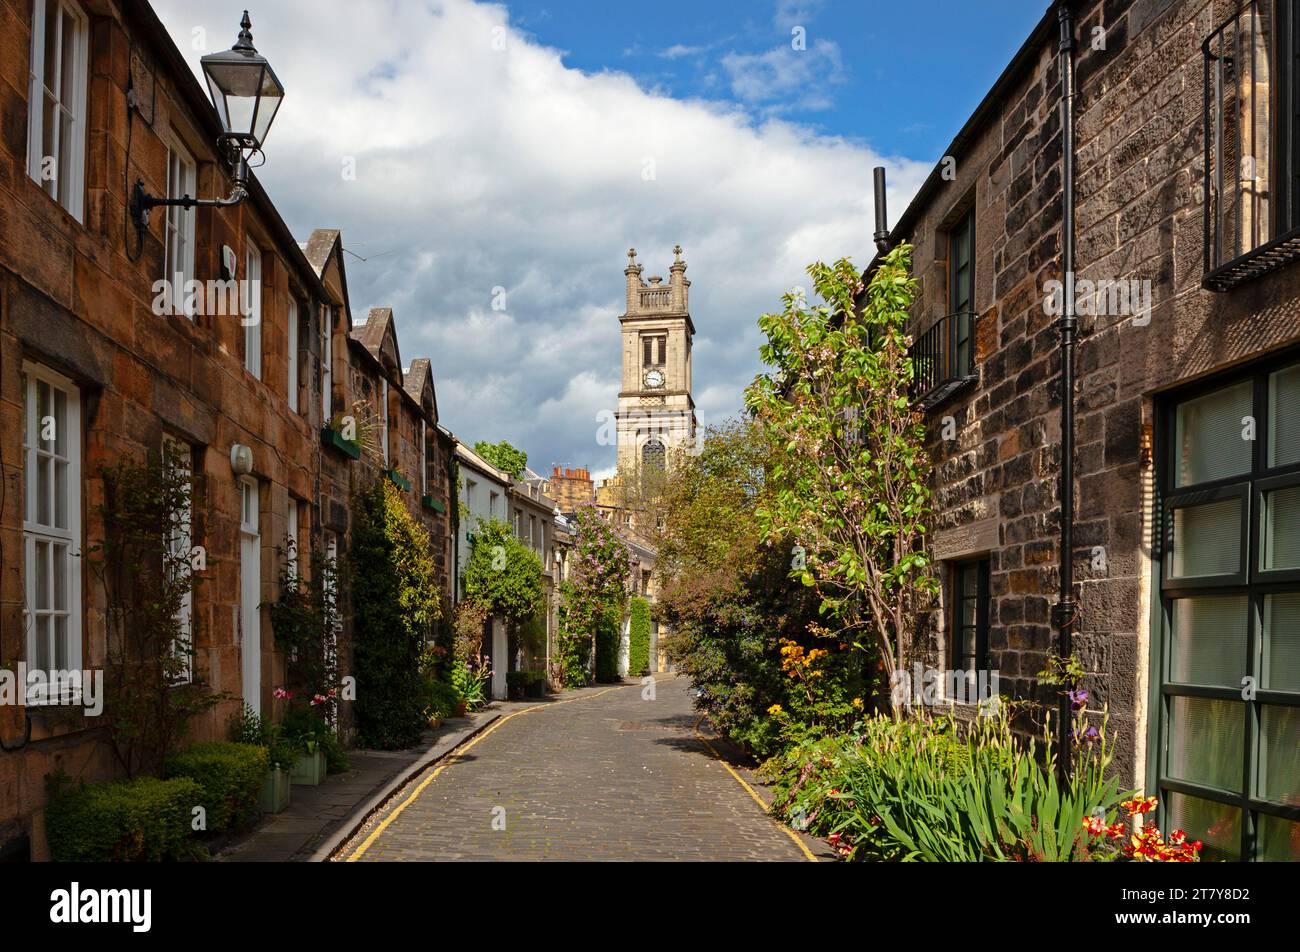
[1052,0,1078,784]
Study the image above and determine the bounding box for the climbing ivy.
[558,507,632,687]
[350,479,441,749]
[628,597,651,677]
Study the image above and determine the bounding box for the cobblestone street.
[340,677,819,862]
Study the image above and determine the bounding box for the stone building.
[873,0,1300,861]
[0,1,455,859]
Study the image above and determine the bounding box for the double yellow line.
[342,679,817,862]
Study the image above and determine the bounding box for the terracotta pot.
[455,700,468,718]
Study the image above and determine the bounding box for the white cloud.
[150,0,927,470]
[722,39,845,111]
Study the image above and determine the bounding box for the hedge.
[628,598,651,677]
[46,776,203,862]
[167,742,269,833]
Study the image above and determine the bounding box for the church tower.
[616,246,697,474]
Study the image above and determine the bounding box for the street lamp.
[130,11,285,231]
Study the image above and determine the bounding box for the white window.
[287,299,299,412]
[321,305,333,422]
[286,501,299,582]
[244,243,262,378]
[164,137,196,318]
[489,490,499,520]
[26,0,88,220]
[22,363,81,701]
[163,437,194,684]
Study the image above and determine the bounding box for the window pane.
[34,615,50,671]
[1261,486,1300,571]
[1165,792,1240,862]
[1258,706,1300,807]
[1262,594,1300,692]
[1256,813,1300,861]
[37,457,51,527]
[52,543,66,611]
[1169,497,1241,578]
[54,460,68,530]
[41,93,56,198]
[54,615,67,670]
[1174,381,1253,487]
[1269,363,1300,467]
[43,1,59,93]
[59,8,76,102]
[1168,696,1243,792]
[57,110,73,207]
[1170,596,1247,686]
[34,540,50,610]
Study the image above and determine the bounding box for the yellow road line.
[343,683,635,862]
[693,715,819,863]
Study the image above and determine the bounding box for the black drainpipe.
[1053,0,1078,784]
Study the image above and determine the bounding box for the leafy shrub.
[351,479,441,749]
[229,704,297,771]
[769,710,1127,862]
[627,598,651,676]
[424,679,460,720]
[46,776,203,862]
[166,743,268,833]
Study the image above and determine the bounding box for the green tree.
[473,440,528,479]
[744,245,936,716]
[462,519,545,625]
[658,419,858,758]
[350,479,441,749]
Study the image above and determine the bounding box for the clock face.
[644,369,666,390]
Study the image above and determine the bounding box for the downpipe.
[1052,0,1079,785]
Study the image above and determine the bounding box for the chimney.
[873,167,890,255]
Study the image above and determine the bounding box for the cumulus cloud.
[150,0,928,471]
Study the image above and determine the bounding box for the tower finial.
[628,248,638,262]
[673,244,683,263]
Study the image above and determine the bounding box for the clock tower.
[616,246,697,474]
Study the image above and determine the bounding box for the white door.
[618,616,630,678]
[239,478,262,716]
[491,619,508,700]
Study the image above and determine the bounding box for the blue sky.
[506,0,1049,159]
[154,0,1050,475]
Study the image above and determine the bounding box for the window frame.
[26,0,89,221]
[164,135,198,319]
[287,298,300,413]
[948,557,990,690]
[21,361,83,702]
[1150,349,1300,861]
[163,436,195,684]
[947,207,976,378]
[244,242,263,378]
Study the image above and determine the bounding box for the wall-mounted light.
[231,444,254,476]
[130,11,285,232]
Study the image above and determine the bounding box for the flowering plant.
[1082,795,1203,862]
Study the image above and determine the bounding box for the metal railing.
[1203,0,1300,290]
[909,311,978,410]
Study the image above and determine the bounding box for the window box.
[387,469,411,493]
[321,426,361,460]
[422,495,446,513]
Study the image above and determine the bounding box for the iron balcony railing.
[909,311,978,411]
[1203,0,1300,291]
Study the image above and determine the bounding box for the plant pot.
[427,715,443,729]
[455,700,468,718]
[258,767,292,813]
[290,750,326,787]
